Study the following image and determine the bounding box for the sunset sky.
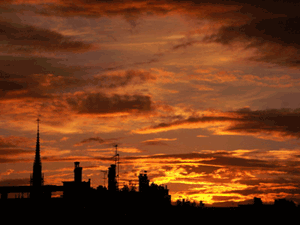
[1,0,300,206]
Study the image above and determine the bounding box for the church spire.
[35,118,41,166]
[30,118,44,187]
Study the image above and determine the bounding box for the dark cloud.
[141,138,177,146]
[33,0,248,19]
[0,158,31,163]
[180,165,220,175]
[38,0,173,18]
[0,56,86,100]
[0,71,48,100]
[124,152,273,169]
[0,135,33,148]
[224,186,300,197]
[208,17,300,47]
[77,137,106,145]
[0,20,93,53]
[9,0,299,67]
[204,21,300,66]
[93,70,155,89]
[172,40,200,51]
[0,136,34,163]
[212,195,241,202]
[67,92,153,115]
[0,80,25,92]
[0,136,19,148]
[136,108,300,140]
[141,140,168,146]
[206,155,273,168]
[0,56,77,77]
[226,108,300,139]
[134,114,237,134]
[237,177,297,186]
[0,149,33,156]
[201,1,300,67]
[41,155,107,162]
[74,137,120,146]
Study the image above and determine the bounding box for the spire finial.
[31,116,43,188]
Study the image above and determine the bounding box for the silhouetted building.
[30,118,44,199]
[148,182,171,205]
[63,162,91,199]
[199,200,205,208]
[108,164,117,192]
[139,171,149,193]
[254,197,263,206]
[1,121,173,212]
[274,198,296,208]
[137,171,171,206]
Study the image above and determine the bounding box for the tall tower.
[108,164,117,192]
[30,118,44,188]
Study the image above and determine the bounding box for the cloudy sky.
[1,0,300,206]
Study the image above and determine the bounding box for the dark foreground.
[0,198,298,224]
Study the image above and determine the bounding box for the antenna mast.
[101,170,107,188]
[114,144,120,190]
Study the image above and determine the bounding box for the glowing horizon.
[1,0,300,207]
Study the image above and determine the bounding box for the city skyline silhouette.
[0,121,298,222]
[0,119,298,214]
[1,0,300,210]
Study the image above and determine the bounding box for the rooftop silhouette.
[0,120,299,221]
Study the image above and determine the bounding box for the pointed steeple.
[30,118,44,187]
[35,118,41,168]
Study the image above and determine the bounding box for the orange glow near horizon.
[1,0,300,207]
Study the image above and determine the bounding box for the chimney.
[74,162,82,183]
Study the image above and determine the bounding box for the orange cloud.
[188,68,299,88]
[241,74,299,88]
[189,83,214,91]
[60,137,69,141]
[197,135,209,138]
[133,108,300,142]
[110,151,300,205]
[0,135,33,148]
